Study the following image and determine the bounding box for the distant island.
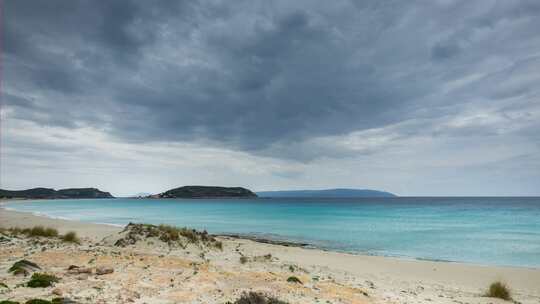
[150,186,258,199]
[256,188,396,198]
[0,187,114,199]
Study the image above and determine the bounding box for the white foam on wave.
[30,211,74,221]
[4,205,126,228]
[94,222,125,228]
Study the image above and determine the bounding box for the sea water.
[3,197,540,268]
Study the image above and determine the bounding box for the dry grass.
[115,223,223,249]
[227,292,289,304]
[28,226,58,237]
[485,281,511,301]
[26,273,60,288]
[2,226,58,238]
[61,231,80,244]
[286,276,302,284]
[8,260,41,276]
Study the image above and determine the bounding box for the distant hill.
[256,188,396,198]
[0,187,114,199]
[154,186,257,199]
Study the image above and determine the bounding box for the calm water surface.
[4,197,540,268]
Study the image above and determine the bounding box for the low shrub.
[226,291,289,304]
[485,281,511,300]
[26,273,59,288]
[8,260,41,276]
[239,256,248,264]
[25,300,52,304]
[116,223,222,249]
[28,226,58,238]
[61,231,80,244]
[157,224,180,242]
[214,240,223,250]
[286,276,302,284]
[3,227,26,235]
[4,226,59,238]
[2,299,67,304]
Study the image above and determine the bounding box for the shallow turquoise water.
[4,197,540,268]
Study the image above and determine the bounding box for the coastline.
[2,200,539,270]
[1,206,540,304]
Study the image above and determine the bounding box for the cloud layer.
[2,0,540,195]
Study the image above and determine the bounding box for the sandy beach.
[1,207,539,304]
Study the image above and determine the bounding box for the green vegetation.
[0,282,8,289]
[0,187,113,199]
[240,256,248,264]
[2,226,82,245]
[8,260,41,276]
[25,300,52,304]
[61,231,80,244]
[2,226,58,238]
[115,223,222,249]
[26,273,59,288]
[0,299,66,304]
[286,276,302,284]
[485,281,511,300]
[158,185,257,199]
[28,226,58,237]
[226,292,289,304]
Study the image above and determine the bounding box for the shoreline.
[2,203,539,271]
[1,203,539,271]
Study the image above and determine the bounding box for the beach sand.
[1,207,539,304]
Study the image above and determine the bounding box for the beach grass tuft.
[485,281,511,300]
[61,231,80,244]
[8,260,41,276]
[226,291,289,304]
[26,273,60,288]
[28,226,59,237]
[2,299,66,304]
[3,226,59,238]
[25,300,53,304]
[115,223,222,249]
[286,276,302,284]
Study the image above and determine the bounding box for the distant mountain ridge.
[152,185,257,199]
[0,187,114,199]
[256,188,396,198]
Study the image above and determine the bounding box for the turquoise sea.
[3,197,540,268]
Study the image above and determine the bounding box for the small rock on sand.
[96,267,114,275]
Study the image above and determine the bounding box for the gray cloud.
[2,0,540,195]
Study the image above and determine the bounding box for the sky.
[1,0,539,197]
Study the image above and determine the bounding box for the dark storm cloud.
[3,0,540,159]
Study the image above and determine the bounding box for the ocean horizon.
[4,197,540,268]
